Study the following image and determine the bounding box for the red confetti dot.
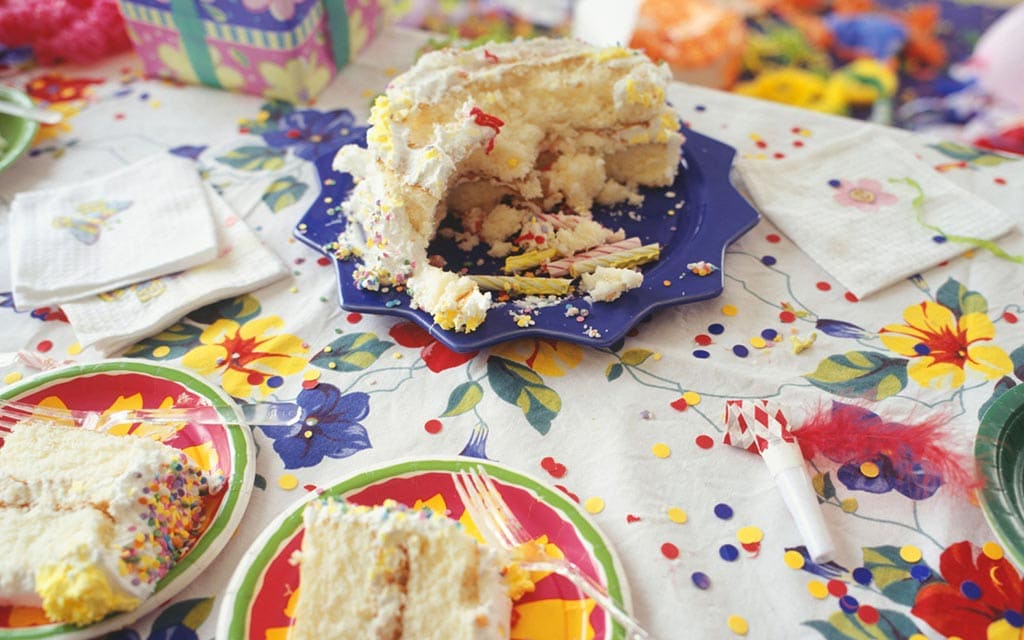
[779,310,796,323]
[626,514,641,523]
[317,256,332,266]
[246,372,264,385]
[541,456,567,478]
[661,542,680,560]
[741,541,761,553]
[766,234,781,243]
[694,334,713,346]
[36,340,53,353]
[827,580,848,597]
[755,140,767,149]
[857,605,880,625]
[995,177,1006,185]
[301,379,319,390]
[670,397,689,412]
[1004,312,1019,324]
[816,281,832,291]
[114,113,125,120]
[844,292,859,302]
[303,484,318,492]
[793,140,804,147]
[790,126,802,133]
[695,434,715,449]
[286,128,302,139]
[239,127,250,134]
[773,152,785,159]
[424,419,442,434]
[346,312,362,323]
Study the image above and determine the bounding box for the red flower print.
[24,73,102,103]
[388,321,477,372]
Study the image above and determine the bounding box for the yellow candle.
[569,243,661,276]
[469,275,573,296]
[503,247,557,273]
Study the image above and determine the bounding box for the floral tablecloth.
[3,25,1024,640]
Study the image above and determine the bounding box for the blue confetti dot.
[714,503,733,519]
[695,104,706,112]
[691,571,711,589]
[828,179,841,188]
[1004,610,1024,628]
[910,565,932,581]
[732,345,749,358]
[708,323,725,335]
[913,343,931,356]
[852,567,873,585]
[719,544,739,561]
[961,580,982,600]
[839,595,859,613]
[266,376,284,388]
[693,350,710,359]
[761,328,779,340]
[933,235,948,244]
[761,255,777,266]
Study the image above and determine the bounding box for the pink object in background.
[965,3,1024,111]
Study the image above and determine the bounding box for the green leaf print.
[936,278,987,319]
[804,351,908,400]
[442,381,484,417]
[928,141,1018,166]
[605,363,624,381]
[312,333,393,372]
[861,546,938,606]
[812,471,836,501]
[151,597,214,633]
[124,322,203,360]
[486,356,560,434]
[804,608,923,639]
[262,176,309,213]
[620,349,654,366]
[215,146,286,171]
[188,294,261,325]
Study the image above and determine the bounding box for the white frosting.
[580,266,645,301]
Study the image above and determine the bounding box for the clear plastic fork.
[453,465,651,640]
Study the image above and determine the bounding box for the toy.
[0,0,130,66]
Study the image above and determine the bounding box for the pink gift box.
[117,0,392,103]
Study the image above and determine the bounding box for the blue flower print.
[260,384,372,469]
[836,451,941,500]
[260,109,365,161]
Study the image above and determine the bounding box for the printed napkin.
[60,186,288,356]
[8,154,219,309]
[736,128,1017,299]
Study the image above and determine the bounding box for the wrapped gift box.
[117,0,393,103]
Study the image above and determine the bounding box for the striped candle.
[545,237,643,277]
[469,275,573,296]
[568,243,661,277]
[504,247,558,273]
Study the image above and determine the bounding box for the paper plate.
[218,457,635,639]
[295,126,760,352]
[0,360,255,639]
[976,383,1024,570]
[0,86,39,174]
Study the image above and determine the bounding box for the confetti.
[722,304,738,317]
[736,526,763,545]
[661,542,680,559]
[784,550,805,569]
[807,580,829,599]
[584,497,605,514]
[278,473,299,490]
[714,503,734,520]
[667,507,688,524]
[852,567,873,585]
[692,571,711,589]
[719,544,739,561]
[682,391,701,405]
[900,545,923,563]
[983,541,1004,560]
[67,342,83,355]
[652,443,671,458]
[727,615,748,635]
[3,372,22,385]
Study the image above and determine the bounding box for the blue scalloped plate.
[295,126,759,352]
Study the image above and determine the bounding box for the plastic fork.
[453,465,651,640]
[0,397,302,433]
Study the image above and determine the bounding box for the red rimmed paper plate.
[217,458,634,639]
[0,359,255,640]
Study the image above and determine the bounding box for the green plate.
[0,86,39,173]
[976,384,1024,568]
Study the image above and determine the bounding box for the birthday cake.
[288,499,512,640]
[332,37,683,332]
[0,421,217,626]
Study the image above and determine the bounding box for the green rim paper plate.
[976,384,1024,569]
[0,86,39,173]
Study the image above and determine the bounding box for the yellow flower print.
[181,316,308,398]
[32,101,81,144]
[157,42,244,90]
[347,10,369,58]
[879,301,1012,389]
[491,339,584,377]
[258,54,331,104]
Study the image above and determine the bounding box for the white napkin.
[736,128,1017,299]
[60,187,288,356]
[9,154,220,309]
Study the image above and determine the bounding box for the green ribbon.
[323,0,351,70]
[169,0,221,89]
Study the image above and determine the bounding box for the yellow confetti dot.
[682,391,701,405]
[784,550,805,569]
[737,525,764,545]
[807,580,829,599]
[3,372,23,384]
[860,461,880,478]
[278,474,299,490]
[303,370,321,381]
[840,498,858,513]
[361,88,375,98]
[652,443,671,458]
[662,279,672,287]
[799,129,811,137]
[67,342,83,356]
[667,507,688,524]
[983,541,1005,560]
[722,304,738,317]
[749,336,767,349]
[152,345,171,358]
[150,100,161,108]
[900,545,923,563]
[727,615,748,635]
[653,353,662,361]
[392,352,403,359]
[290,286,299,294]
[584,497,605,514]
[749,133,762,141]
[908,635,928,640]
[384,66,397,76]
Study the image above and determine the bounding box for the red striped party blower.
[723,399,836,564]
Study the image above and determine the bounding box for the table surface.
[2,25,1024,640]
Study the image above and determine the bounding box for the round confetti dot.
[36,340,52,353]
[827,580,847,597]
[152,345,171,358]
[900,545,923,563]
[995,177,1007,185]
[840,498,859,513]
[932,235,948,244]
[584,497,605,514]
[913,343,931,355]
[317,256,332,266]
[749,336,767,349]
[652,443,671,458]
[691,571,711,589]
[346,312,362,323]
[852,567,873,585]
[714,503,734,519]
[424,419,442,434]
[844,292,859,303]
[765,234,781,243]
[910,565,932,581]
[960,580,982,600]
[727,615,748,635]
[828,179,841,188]
[779,310,796,323]
[3,372,23,385]
[661,542,680,559]
[266,375,284,389]
[668,507,688,524]
[908,635,929,640]
[761,255,777,266]
[737,526,763,545]
[66,342,83,356]
[807,580,829,599]
[278,474,299,490]
[784,550,805,569]
[857,605,880,625]
[246,372,264,386]
[303,370,321,383]
[696,434,715,449]
[1004,312,1019,324]
[722,304,738,317]
[761,329,778,340]
[859,461,880,478]
[815,281,832,291]
[708,323,725,334]
[301,379,319,390]
[984,541,1005,560]
[719,544,739,561]
[732,345,749,357]
[1004,610,1024,628]
[682,391,701,405]
[693,350,710,359]
[839,595,859,613]
[695,334,713,346]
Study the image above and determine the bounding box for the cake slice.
[0,420,217,626]
[289,499,512,640]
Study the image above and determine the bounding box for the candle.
[504,247,558,273]
[568,243,660,277]
[469,275,573,296]
[545,238,643,277]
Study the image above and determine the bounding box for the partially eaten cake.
[0,421,218,626]
[332,37,684,332]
